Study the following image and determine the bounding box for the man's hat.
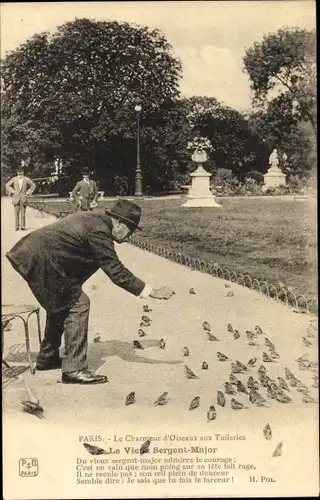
[105,199,142,231]
[82,167,91,175]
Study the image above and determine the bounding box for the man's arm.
[92,181,99,202]
[5,178,15,195]
[26,177,36,195]
[71,181,81,200]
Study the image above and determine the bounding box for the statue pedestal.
[263,167,286,188]
[182,165,221,208]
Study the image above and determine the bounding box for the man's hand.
[150,286,175,300]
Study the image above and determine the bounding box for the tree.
[1,18,182,190]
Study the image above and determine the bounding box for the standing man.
[71,167,99,211]
[6,199,175,385]
[5,166,36,231]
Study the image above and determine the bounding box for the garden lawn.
[29,197,317,299]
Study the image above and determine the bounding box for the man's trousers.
[14,202,27,230]
[37,292,90,373]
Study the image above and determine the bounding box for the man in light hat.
[71,167,99,211]
[6,200,175,385]
[5,166,36,230]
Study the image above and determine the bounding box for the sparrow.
[302,337,312,347]
[138,329,147,337]
[83,443,108,455]
[249,390,267,407]
[227,291,234,297]
[154,392,168,406]
[217,352,228,361]
[207,405,217,421]
[202,321,211,331]
[255,325,263,335]
[263,423,272,440]
[247,357,257,367]
[231,362,244,374]
[272,442,283,458]
[231,398,247,410]
[159,339,166,349]
[125,391,136,406]
[302,393,316,404]
[133,340,144,349]
[262,352,274,363]
[202,361,208,370]
[207,332,219,341]
[236,380,248,394]
[142,305,153,313]
[277,377,290,391]
[229,374,239,385]
[189,288,196,295]
[189,396,200,410]
[217,391,226,407]
[183,346,189,357]
[233,330,240,340]
[21,400,44,419]
[236,361,248,371]
[225,382,236,395]
[227,324,234,333]
[264,338,275,350]
[140,440,151,455]
[93,333,101,343]
[184,365,198,379]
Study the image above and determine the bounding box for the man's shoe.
[36,358,62,371]
[62,369,108,385]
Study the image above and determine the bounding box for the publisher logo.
[19,458,38,477]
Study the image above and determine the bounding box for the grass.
[29,197,317,300]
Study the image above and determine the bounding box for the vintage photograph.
[1,1,318,498]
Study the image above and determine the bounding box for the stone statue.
[269,149,279,170]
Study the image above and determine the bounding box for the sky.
[0,1,316,111]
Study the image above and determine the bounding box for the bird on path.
[263,423,272,440]
[231,362,244,374]
[255,325,263,335]
[140,321,150,328]
[125,392,136,406]
[159,339,166,349]
[277,377,290,391]
[258,364,267,375]
[217,352,228,361]
[302,337,312,347]
[183,346,189,357]
[154,392,168,406]
[202,321,211,331]
[185,365,198,379]
[207,332,219,341]
[233,330,240,340]
[236,380,248,394]
[302,393,316,404]
[229,374,238,385]
[133,340,144,349]
[140,440,151,455]
[138,329,147,337]
[262,352,274,363]
[21,400,44,419]
[141,315,151,323]
[264,338,275,350]
[247,357,257,367]
[225,382,236,395]
[189,396,200,410]
[93,333,101,343]
[249,390,267,407]
[247,376,256,390]
[207,405,217,421]
[236,360,248,371]
[224,283,231,288]
[217,391,226,407]
[227,324,234,333]
[272,442,283,458]
[143,305,153,313]
[83,443,108,455]
[269,349,280,360]
[231,398,247,410]
[246,331,257,340]
[202,362,208,370]
[295,381,308,393]
[189,288,196,295]
[227,291,234,297]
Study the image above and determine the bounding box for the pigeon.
[189,396,200,410]
[247,376,256,390]
[140,440,151,455]
[255,325,263,335]
[142,305,153,313]
[297,359,312,371]
[225,382,236,395]
[83,443,108,455]
[258,364,267,375]
[285,367,297,381]
[247,357,257,367]
[233,330,240,340]
[246,330,257,340]
[154,392,168,406]
[270,385,292,403]
[224,283,231,288]
[250,389,267,407]
[189,288,196,295]
[236,360,248,371]
[202,321,211,331]
[227,291,234,297]
[183,346,189,357]
[159,339,166,349]
[125,392,136,406]
[295,381,308,393]
[140,321,150,328]
[263,423,272,440]
[202,362,208,370]
[93,334,101,343]
[231,398,247,410]
[264,338,275,350]
[142,315,151,323]
[138,329,147,337]
[236,380,248,394]
[272,442,283,458]
[207,332,219,341]
[217,391,226,407]
[262,352,274,363]
[217,352,228,361]
[269,349,280,360]
[21,400,44,419]
[276,377,289,391]
[227,324,234,333]
[184,365,198,379]
[207,405,217,421]
[133,340,144,349]
[302,337,312,347]
[302,393,316,404]
[231,362,244,374]
[229,374,239,385]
